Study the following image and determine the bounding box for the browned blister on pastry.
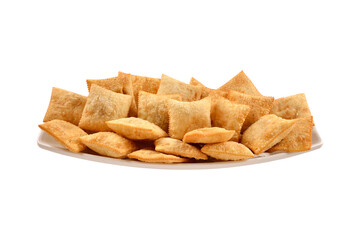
[210,95,251,141]
[78,84,132,132]
[241,114,297,155]
[137,91,182,132]
[39,119,87,152]
[154,137,208,160]
[168,97,211,139]
[106,117,167,140]
[201,141,254,161]
[80,132,137,158]
[270,93,312,120]
[182,127,235,144]
[43,87,87,125]
[218,70,262,96]
[268,116,313,152]
[228,90,274,131]
[127,149,190,163]
[157,74,202,101]
[86,76,123,93]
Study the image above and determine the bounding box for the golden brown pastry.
[155,137,208,160]
[137,91,182,132]
[182,127,235,144]
[78,84,132,132]
[201,141,254,161]
[268,116,313,152]
[80,132,137,158]
[157,74,202,101]
[106,117,168,140]
[127,149,190,163]
[241,114,297,154]
[218,70,262,96]
[227,90,274,131]
[43,87,87,125]
[168,97,211,139]
[39,119,87,153]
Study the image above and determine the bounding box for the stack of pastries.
[39,71,314,163]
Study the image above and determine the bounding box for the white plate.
[37,127,323,170]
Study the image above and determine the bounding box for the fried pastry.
[218,70,262,96]
[78,84,132,132]
[210,95,251,141]
[189,77,227,98]
[43,87,87,125]
[154,137,208,160]
[127,149,189,163]
[168,97,211,139]
[106,117,168,140]
[39,119,87,153]
[201,141,254,161]
[118,71,137,117]
[228,90,274,131]
[182,127,235,144]
[137,91,182,132]
[268,116,313,152]
[80,132,137,158]
[241,114,297,154]
[86,76,123,93]
[157,74,202,101]
[270,93,312,119]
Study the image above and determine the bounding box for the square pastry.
[157,74,202,101]
[43,87,87,125]
[241,114,297,154]
[86,76,123,93]
[137,91,182,132]
[80,132,137,158]
[270,93,312,119]
[168,97,211,139]
[228,90,274,131]
[210,95,251,141]
[268,116,313,152]
[39,119,87,153]
[218,70,262,96]
[78,84,132,132]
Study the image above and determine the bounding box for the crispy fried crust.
[241,114,297,154]
[137,91,182,132]
[201,141,254,161]
[268,116,313,152]
[182,127,235,144]
[80,132,137,158]
[157,74,202,101]
[227,91,274,131]
[127,149,190,163]
[168,97,211,139]
[78,84,132,132]
[210,95,251,141]
[106,117,168,140]
[218,70,262,96]
[154,137,208,160]
[43,87,87,125]
[270,93,312,119]
[39,119,87,153]
[86,76,123,93]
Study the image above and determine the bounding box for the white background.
[1,0,359,239]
